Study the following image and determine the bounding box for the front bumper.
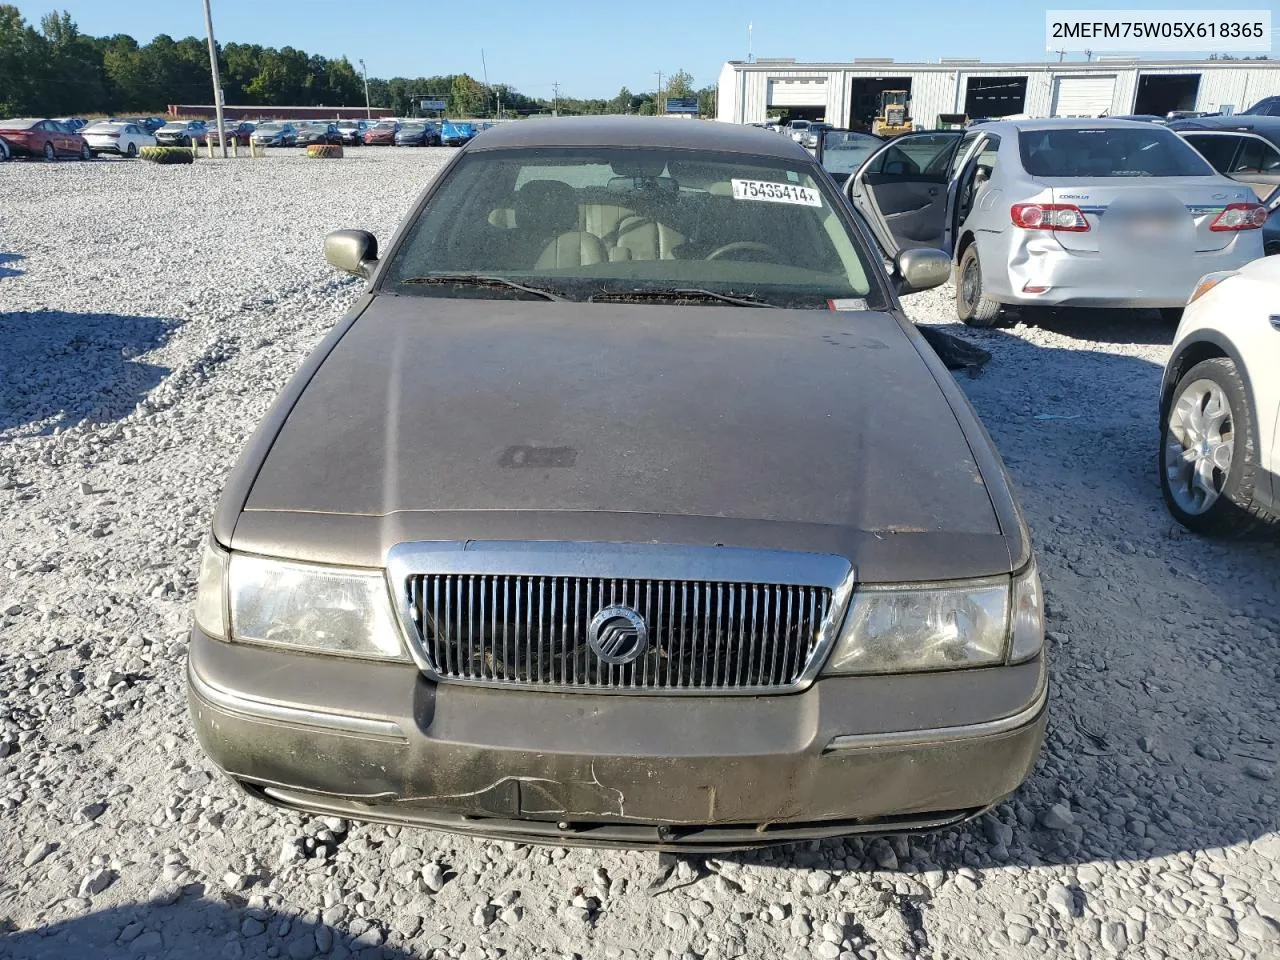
[188,628,1046,850]
[993,231,1261,308]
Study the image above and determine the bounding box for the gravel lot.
[1,147,1278,960]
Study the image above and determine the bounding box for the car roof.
[466,116,811,160]
[977,117,1179,134]
[1168,114,1280,143]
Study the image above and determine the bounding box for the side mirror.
[894,248,952,295]
[324,229,378,280]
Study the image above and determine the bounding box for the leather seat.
[610,216,684,261]
[535,232,609,268]
[504,180,608,269]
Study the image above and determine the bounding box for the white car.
[80,121,155,158]
[787,119,811,143]
[1159,255,1280,536]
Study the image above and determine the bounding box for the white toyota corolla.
[1160,255,1280,536]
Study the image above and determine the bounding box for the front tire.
[956,244,1002,327]
[1159,357,1277,537]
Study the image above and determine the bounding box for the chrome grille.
[406,575,832,693]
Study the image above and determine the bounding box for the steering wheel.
[704,241,782,262]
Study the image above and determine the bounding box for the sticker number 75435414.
[731,179,823,207]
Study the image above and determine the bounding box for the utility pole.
[358,58,371,119]
[202,0,228,158]
[552,81,560,116]
[481,49,491,118]
[655,71,664,115]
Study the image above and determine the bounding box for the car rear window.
[1019,127,1215,177]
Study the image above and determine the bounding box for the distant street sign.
[665,97,699,114]
[420,98,447,111]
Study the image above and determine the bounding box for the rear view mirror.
[894,248,951,295]
[324,230,378,279]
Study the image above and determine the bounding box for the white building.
[717,58,1280,128]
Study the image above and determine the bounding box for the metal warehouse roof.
[725,58,1280,72]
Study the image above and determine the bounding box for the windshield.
[383,146,876,308]
[337,121,357,128]
[373,122,396,130]
[820,132,883,175]
[160,123,185,131]
[790,121,810,131]
[1019,127,1216,177]
[401,123,426,131]
[257,123,283,132]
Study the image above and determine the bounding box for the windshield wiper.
[399,274,566,302]
[588,288,775,308]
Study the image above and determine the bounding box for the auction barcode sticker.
[731,179,823,206]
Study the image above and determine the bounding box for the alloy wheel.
[1164,378,1234,515]
[961,257,981,311]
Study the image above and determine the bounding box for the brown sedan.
[188,117,1046,850]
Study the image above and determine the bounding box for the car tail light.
[1010,203,1090,232]
[1209,202,1268,232]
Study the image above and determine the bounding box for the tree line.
[0,6,717,119]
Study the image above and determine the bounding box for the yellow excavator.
[871,90,913,136]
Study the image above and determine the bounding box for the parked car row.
[0,114,496,159]
[0,118,94,160]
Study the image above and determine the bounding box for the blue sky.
[14,0,1276,98]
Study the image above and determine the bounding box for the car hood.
[241,297,1004,568]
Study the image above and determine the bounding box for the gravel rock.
[78,868,115,897]
[422,862,446,892]
[807,871,834,894]
[1239,914,1280,942]
[1040,803,1075,831]
[1047,883,1079,919]
[22,841,55,867]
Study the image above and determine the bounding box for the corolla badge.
[587,605,649,665]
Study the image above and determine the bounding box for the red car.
[0,118,92,160]
[362,120,400,145]
[206,121,256,147]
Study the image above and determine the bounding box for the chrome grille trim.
[386,541,854,696]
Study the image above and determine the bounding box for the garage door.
[1051,76,1116,117]
[768,78,828,107]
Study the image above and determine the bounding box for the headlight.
[228,554,407,660]
[1187,271,1235,305]
[822,562,1043,675]
[194,538,229,640]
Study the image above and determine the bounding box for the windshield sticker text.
[731,179,823,207]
